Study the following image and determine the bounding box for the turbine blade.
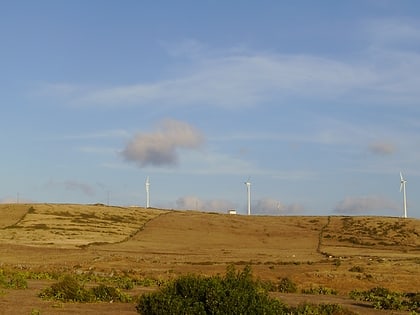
[400,172,404,181]
[400,183,403,192]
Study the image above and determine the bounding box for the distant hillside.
[1,203,418,259]
[0,203,165,247]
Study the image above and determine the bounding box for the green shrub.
[277,277,298,293]
[39,275,132,303]
[8,273,28,289]
[136,265,288,315]
[91,284,132,302]
[40,275,92,302]
[109,276,135,290]
[302,286,337,295]
[350,287,420,311]
[0,271,28,289]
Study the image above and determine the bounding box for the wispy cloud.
[39,19,420,110]
[365,18,420,48]
[56,54,378,108]
[121,119,205,167]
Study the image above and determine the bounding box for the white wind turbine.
[145,176,150,208]
[400,172,407,218]
[244,178,251,216]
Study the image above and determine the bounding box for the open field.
[0,203,419,314]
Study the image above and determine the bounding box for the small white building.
[228,209,237,215]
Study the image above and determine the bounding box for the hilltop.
[0,203,419,314]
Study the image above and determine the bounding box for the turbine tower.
[244,179,251,216]
[145,176,150,208]
[400,172,407,218]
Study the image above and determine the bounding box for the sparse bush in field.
[40,275,92,302]
[0,270,28,289]
[7,273,28,289]
[91,284,131,302]
[39,275,132,303]
[110,276,135,290]
[348,265,364,273]
[302,286,338,295]
[277,277,298,293]
[136,265,288,315]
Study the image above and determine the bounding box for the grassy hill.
[0,203,419,293]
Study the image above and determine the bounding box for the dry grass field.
[0,203,419,314]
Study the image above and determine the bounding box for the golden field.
[0,203,419,314]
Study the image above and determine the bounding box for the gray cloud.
[368,141,396,155]
[121,119,204,167]
[334,195,398,215]
[253,198,304,215]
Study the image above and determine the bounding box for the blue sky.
[1,1,420,217]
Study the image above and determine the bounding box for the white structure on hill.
[145,176,150,208]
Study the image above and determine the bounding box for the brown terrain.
[0,203,419,314]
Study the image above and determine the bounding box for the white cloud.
[334,195,398,215]
[175,195,235,212]
[121,119,204,167]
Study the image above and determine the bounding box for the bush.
[302,286,337,295]
[40,275,92,302]
[91,284,131,302]
[39,275,132,303]
[0,270,28,289]
[136,265,288,315]
[349,287,420,311]
[277,277,298,293]
[348,265,364,273]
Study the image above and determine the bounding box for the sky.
[1,1,420,217]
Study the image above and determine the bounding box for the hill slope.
[0,203,419,294]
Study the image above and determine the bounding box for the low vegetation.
[350,287,420,312]
[301,286,338,295]
[136,265,355,315]
[0,269,28,289]
[39,275,132,302]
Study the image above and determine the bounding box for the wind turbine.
[400,172,407,218]
[244,178,251,216]
[145,176,150,208]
